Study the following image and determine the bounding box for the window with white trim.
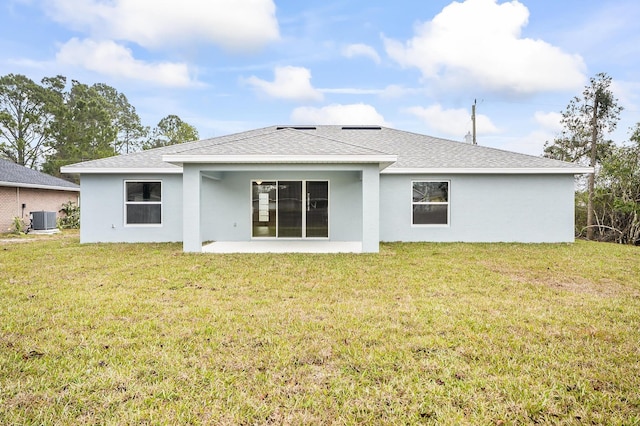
[125,181,162,225]
[412,181,449,225]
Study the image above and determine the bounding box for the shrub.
[8,216,26,234]
[58,201,80,229]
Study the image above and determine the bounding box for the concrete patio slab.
[202,241,362,254]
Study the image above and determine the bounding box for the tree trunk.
[587,99,599,240]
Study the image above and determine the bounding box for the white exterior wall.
[78,171,577,246]
[379,174,576,243]
[361,164,380,252]
[79,174,183,243]
[200,168,363,242]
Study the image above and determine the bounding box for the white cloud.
[342,43,381,64]
[383,0,587,95]
[45,0,279,51]
[478,130,554,157]
[610,79,640,112]
[405,104,499,138]
[7,57,49,70]
[56,38,194,87]
[244,66,323,102]
[319,88,382,95]
[533,111,563,133]
[291,103,389,126]
[498,111,563,156]
[482,111,564,156]
[380,84,423,98]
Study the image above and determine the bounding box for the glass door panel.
[252,181,276,237]
[306,181,328,237]
[278,181,302,237]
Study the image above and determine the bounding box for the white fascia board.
[162,154,398,165]
[381,167,594,175]
[0,181,80,192]
[59,167,183,174]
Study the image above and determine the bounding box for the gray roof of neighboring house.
[0,158,80,191]
[61,125,589,173]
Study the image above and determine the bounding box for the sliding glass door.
[252,180,328,238]
[278,181,303,237]
[252,181,276,237]
[306,181,328,237]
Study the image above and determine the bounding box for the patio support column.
[182,165,202,252]
[361,164,380,253]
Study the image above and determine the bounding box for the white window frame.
[411,180,450,227]
[124,180,163,227]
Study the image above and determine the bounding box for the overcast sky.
[2,0,640,155]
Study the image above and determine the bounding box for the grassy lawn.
[1,232,639,425]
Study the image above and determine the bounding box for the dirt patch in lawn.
[0,230,77,245]
[482,261,636,298]
[0,238,39,244]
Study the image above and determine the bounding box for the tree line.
[544,72,640,245]
[0,73,199,179]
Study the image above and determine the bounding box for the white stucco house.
[61,125,591,253]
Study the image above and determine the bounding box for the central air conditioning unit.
[30,211,57,230]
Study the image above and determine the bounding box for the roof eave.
[59,167,183,175]
[0,180,80,191]
[381,167,594,175]
[162,154,398,169]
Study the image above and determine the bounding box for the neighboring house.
[61,126,591,253]
[0,158,80,232]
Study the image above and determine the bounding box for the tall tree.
[43,80,118,177]
[43,81,150,178]
[595,126,640,244]
[93,83,148,154]
[0,74,57,168]
[543,73,622,240]
[143,114,199,150]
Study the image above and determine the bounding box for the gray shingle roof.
[175,127,390,156]
[61,125,587,172]
[314,126,579,170]
[0,158,80,190]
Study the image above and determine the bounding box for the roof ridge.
[67,126,277,164]
[284,127,393,156]
[380,127,579,167]
[173,127,283,154]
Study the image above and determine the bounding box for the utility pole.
[471,99,477,145]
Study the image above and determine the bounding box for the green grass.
[1,232,639,425]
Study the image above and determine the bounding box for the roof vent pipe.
[464,131,473,144]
